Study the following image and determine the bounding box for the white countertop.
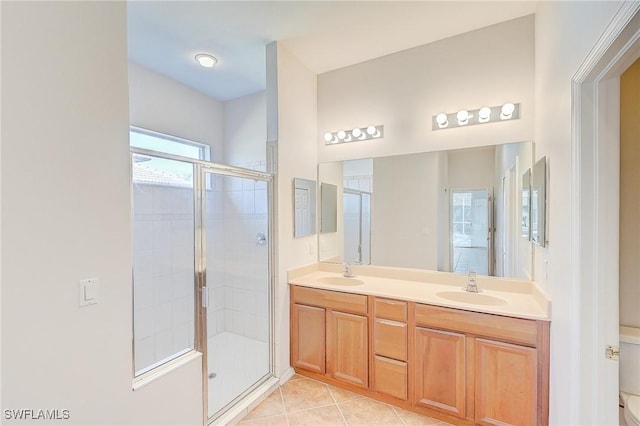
[288,264,551,321]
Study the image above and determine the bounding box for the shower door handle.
[202,286,209,309]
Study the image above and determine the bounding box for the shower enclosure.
[131,149,273,424]
[343,189,371,265]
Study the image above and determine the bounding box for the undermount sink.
[317,276,365,286]
[436,290,507,306]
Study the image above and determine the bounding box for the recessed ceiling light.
[195,53,218,68]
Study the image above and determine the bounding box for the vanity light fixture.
[432,102,520,131]
[500,102,516,120]
[456,110,469,126]
[323,125,384,145]
[435,113,448,128]
[195,53,218,68]
[478,106,492,123]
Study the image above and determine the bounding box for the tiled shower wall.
[132,183,195,372]
[207,160,270,343]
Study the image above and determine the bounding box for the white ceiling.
[127,1,537,102]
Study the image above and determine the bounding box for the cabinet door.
[414,327,466,417]
[326,310,368,388]
[475,338,537,426]
[291,304,325,374]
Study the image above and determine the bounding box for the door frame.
[571,3,640,423]
[197,164,276,424]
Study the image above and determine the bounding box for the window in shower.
[130,127,210,161]
[131,153,196,377]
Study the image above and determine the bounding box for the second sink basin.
[317,276,365,286]
[436,290,507,306]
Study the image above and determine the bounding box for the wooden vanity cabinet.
[290,286,369,388]
[414,303,549,425]
[290,284,550,426]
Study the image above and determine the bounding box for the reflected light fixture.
[195,53,218,68]
[323,125,384,145]
[432,102,520,131]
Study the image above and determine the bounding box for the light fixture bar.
[323,125,384,145]
[432,103,520,131]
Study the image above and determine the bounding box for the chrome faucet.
[464,269,481,293]
[343,263,357,278]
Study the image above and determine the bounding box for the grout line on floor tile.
[327,383,349,425]
[390,405,408,425]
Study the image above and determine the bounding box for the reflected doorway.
[450,189,492,275]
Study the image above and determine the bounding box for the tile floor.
[238,374,452,425]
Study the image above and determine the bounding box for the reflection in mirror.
[522,169,531,240]
[293,178,316,237]
[320,183,338,233]
[318,142,534,280]
[532,156,546,247]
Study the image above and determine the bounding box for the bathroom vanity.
[289,264,550,426]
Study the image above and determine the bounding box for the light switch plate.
[79,278,99,307]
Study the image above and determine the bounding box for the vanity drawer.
[374,298,407,322]
[414,304,538,346]
[373,355,408,400]
[292,285,367,315]
[374,318,407,361]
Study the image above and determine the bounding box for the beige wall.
[317,15,534,163]
[619,57,640,328]
[1,2,202,424]
[128,62,225,163]
[223,91,267,168]
[273,43,318,378]
[534,1,624,423]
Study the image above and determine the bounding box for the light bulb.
[435,113,448,127]
[195,53,218,68]
[457,110,469,125]
[478,107,491,123]
[323,132,334,143]
[352,128,362,139]
[501,102,515,120]
[337,130,347,140]
[366,125,378,136]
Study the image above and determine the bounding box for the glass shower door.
[201,169,271,420]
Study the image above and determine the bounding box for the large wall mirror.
[531,156,547,247]
[318,141,534,280]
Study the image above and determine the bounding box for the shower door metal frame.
[343,188,372,265]
[197,163,275,425]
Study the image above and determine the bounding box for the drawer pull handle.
[377,319,405,327]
